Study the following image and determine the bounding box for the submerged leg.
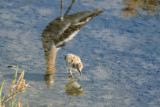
[60,0,64,21]
[64,0,76,16]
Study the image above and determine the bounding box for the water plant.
[0,66,29,107]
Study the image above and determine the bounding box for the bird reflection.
[42,9,103,88]
[122,0,160,18]
[65,76,84,97]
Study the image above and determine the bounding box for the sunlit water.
[0,0,160,107]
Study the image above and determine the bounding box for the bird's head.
[42,9,103,48]
[76,62,83,75]
[63,9,104,27]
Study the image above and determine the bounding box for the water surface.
[0,0,160,107]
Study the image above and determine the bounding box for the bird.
[42,0,103,87]
[64,54,83,77]
[42,9,103,73]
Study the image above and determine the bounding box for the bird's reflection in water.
[42,9,103,88]
[65,76,84,97]
[44,72,55,88]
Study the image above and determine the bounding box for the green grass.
[0,66,29,107]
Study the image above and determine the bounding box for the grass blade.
[0,80,5,104]
[12,66,18,85]
[17,71,24,82]
[0,80,5,98]
[15,97,21,107]
[1,96,5,103]
[11,98,15,107]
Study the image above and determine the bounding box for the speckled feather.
[64,54,83,76]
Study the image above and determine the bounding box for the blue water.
[0,0,160,106]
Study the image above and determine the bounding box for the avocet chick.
[64,54,83,77]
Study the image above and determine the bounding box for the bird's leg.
[64,0,76,16]
[68,69,73,77]
[60,0,64,21]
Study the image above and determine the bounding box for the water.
[0,0,160,107]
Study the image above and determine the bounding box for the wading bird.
[64,54,83,77]
[42,0,103,87]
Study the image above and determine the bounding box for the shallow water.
[0,0,160,107]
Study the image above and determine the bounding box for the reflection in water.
[44,73,55,88]
[122,0,160,18]
[65,77,84,97]
[42,10,103,88]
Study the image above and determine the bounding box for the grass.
[0,66,29,107]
